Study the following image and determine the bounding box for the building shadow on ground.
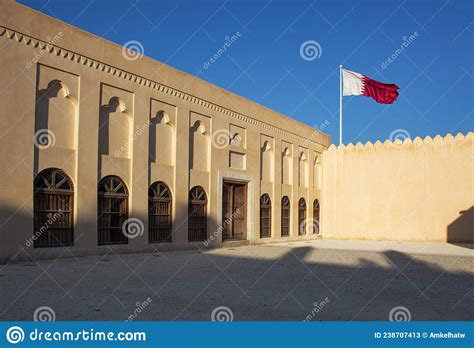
[0,202,473,321]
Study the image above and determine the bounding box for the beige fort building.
[0,0,472,262]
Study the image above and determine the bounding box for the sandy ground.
[0,240,472,321]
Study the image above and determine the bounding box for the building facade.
[0,1,330,261]
[2,1,471,263]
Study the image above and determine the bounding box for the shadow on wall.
[2,201,474,264]
[447,206,474,245]
[0,199,220,264]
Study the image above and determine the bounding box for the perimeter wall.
[321,133,473,242]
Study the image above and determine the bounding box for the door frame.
[222,180,248,241]
[217,171,255,244]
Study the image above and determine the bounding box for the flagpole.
[339,64,343,145]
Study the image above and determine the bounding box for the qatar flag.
[342,69,399,104]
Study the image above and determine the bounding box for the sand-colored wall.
[0,1,471,264]
[0,0,328,261]
[321,133,474,242]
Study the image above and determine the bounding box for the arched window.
[313,199,320,234]
[98,176,128,245]
[149,182,172,243]
[188,186,207,241]
[281,196,290,237]
[260,194,272,238]
[33,168,74,247]
[298,198,306,236]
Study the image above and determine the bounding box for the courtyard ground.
[0,240,472,321]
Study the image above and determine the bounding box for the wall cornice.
[0,26,328,151]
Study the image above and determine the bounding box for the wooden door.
[222,182,247,240]
[222,183,232,240]
[232,184,246,240]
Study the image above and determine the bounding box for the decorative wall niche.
[189,112,210,172]
[35,65,79,150]
[298,147,309,187]
[314,153,322,190]
[281,141,293,185]
[229,124,246,148]
[99,84,134,159]
[149,99,176,166]
[260,135,274,182]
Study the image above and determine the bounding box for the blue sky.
[19,0,473,144]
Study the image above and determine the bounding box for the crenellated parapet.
[326,132,473,153]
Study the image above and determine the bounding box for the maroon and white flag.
[342,69,399,104]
